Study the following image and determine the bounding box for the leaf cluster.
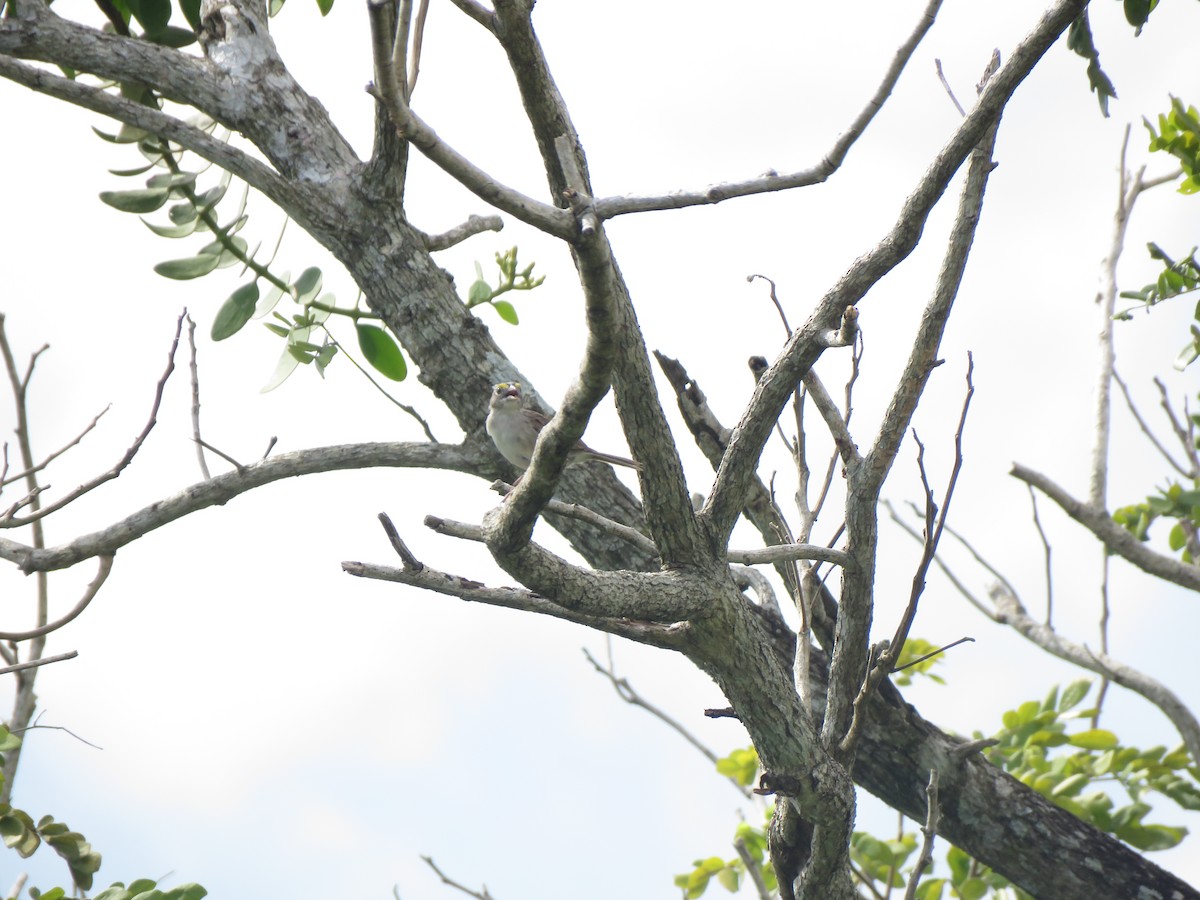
[1113,479,1200,562]
[464,247,545,325]
[982,680,1200,852]
[674,815,777,899]
[0,725,100,891]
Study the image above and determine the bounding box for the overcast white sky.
[2,0,1200,896]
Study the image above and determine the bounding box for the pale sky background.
[2,0,1200,896]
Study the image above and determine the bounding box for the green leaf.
[142,218,199,239]
[1058,679,1092,712]
[957,877,989,900]
[145,172,197,191]
[211,282,261,341]
[108,162,157,177]
[491,300,519,324]
[143,25,197,47]
[356,324,407,381]
[1069,729,1119,750]
[1169,523,1187,551]
[153,253,220,280]
[0,725,22,752]
[716,866,739,892]
[315,0,334,14]
[293,267,323,305]
[467,278,492,307]
[261,345,304,392]
[1123,0,1153,28]
[255,274,291,318]
[100,188,169,213]
[180,0,202,28]
[1118,822,1185,851]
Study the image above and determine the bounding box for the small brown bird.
[485,381,639,471]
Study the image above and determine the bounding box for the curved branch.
[1011,462,1200,593]
[591,0,945,220]
[0,556,112,641]
[0,441,491,573]
[990,582,1200,767]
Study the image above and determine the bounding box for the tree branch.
[590,0,945,220]
[0,441,492,573]
[1011,462,1200,593]
[702,0,1080,546]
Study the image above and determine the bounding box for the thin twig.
[0,555,113,641]
[195,438,245,472]
[185,312,212,481]
[734,835,773,900]
[1026,485,1054,626]
[0,406,109,490]
[583,642,752,799]
[934,58,966,116]
[1113,370,1190,477]
[421,856,495,900]
[0,313,184,528]
[0,651,78,676]
[378,512,423,569]
[407,0,431,98]
[1155,378,1200,473]
[591,0,945,220]
[904,769,940,900]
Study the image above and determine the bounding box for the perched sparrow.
[485,381,640,472]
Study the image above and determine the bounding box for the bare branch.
[445,0,495,31]
[0,651,78,676]
[1,314,181,528]
[935,59,966,117]
[343,556,691,649]
[487,485,659,558]
[421,214,504,251]
[1012,462,1200,593]
[591,0,945,220]
[728,543,853,570]
[883,500,996,619]
[1155,378,1200,474]
[366,0,572,239]
[185,313,211,482]
[704,0,1078,545]
[1113,370,1190,477]
[0,441,492,573]
[904,770,940,900]
[801,368,859,467]
[582,641,751,797]
[0,556,113,641]
[0,406,109,491]
[888,357,975,659]
[420,856,496,900]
